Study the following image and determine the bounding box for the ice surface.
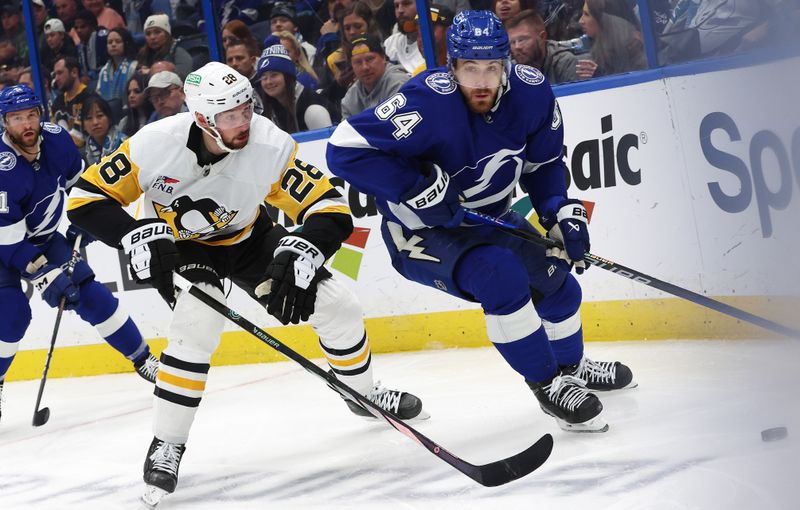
[1,340,798,509]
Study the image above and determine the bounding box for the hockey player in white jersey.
[67,62,425,507]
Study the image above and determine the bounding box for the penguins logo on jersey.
[0,152,16,171]
[425,72,457,95]
[515,65,545,86]
[153,196,239,240]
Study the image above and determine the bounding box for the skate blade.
[141,486,169,509]
[358,407,431,423]
[556,416,609,433]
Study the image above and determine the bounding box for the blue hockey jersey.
[0,123,84,272]
[326,64,569,230]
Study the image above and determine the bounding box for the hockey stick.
[32,234,83,427]
[464,209,800,338]
[173,274,553,487]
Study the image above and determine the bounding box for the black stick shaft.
[173,274,553,486]
[464,209,799,338]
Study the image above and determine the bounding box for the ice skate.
[345,382,429,421]
[141,437,186,508]
[564,356,636,391]
[134,353,159,383]
[527,374,608,432]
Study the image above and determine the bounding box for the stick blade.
[473,433,554,487]
[32,407,50,427]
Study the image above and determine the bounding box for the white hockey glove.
[120,219,179,304]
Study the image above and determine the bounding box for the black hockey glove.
[255,235,326,325]
[120,219,179,304]
[540,199,590,274]
[400,163,465,228]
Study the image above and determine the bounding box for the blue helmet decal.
[446,10,510,62]
[0,84,43,116]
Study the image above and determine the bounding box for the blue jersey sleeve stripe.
[0,218,27,245]
[328,120,376,150]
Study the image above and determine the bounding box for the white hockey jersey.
[68,113,348,246]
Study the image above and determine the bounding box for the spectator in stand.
[50,56,96,147]
[136,14,193,79]
[0,39,19,70]
[41,19,78,74]
[256,39,336,133]
[384,0,424,74]
[271,3,317,63]
[410,4,454,76]
[226,41,258,80]
[539,0,584,40]
[493,0,536,25]
[80,94,127,164]
[96,27,138,105]
[314,0,355,73]
[218,0,262,26]
[73,10,108,87]
[144,70,186,121]
[150,60,178,75]
[118,72,153,135]
[507,9,580,84]
[16,67,35,90]
[273,31,320,90]
[221,19,261,53]
[81,0,125,30]
[341,33,408,118]
[327,2,380,79]
[577,0,646,78]
[1,4,27,63]
[55,0,82,45]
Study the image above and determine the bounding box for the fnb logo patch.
[152,176,180,194]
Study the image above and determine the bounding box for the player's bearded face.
[4,107,42,149]
[453,59,504,114]
[214,101,254,149]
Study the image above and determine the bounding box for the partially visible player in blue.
[0,85,158,422]
[327,11,636,432]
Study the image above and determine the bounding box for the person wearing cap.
[255,38,336,133]
[41,18,78,73]
[411,4,454,76]
[81,0,125,31]
[51,56,97,147]
[383,0,424,74]
[136,14,192,80]
[270,3,317,63]
[341,33,409,118]
[145,70,187,122]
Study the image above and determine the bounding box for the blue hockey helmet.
[0,84,43,117]
[446,10,510,63]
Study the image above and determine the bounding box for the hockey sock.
[455,245,558,382]
[153,349,210,444]
[75,280,148,361]
[536,274,584,367]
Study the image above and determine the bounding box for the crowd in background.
[1,0,798,165]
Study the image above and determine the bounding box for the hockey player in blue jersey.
[327,11,636,432]
[0,85,158,422]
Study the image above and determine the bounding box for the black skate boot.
[564,357,636,391]
[527,374,608,432]
[134,352,159,383]
[141,437,186,508]
[0,380,4,423]
[345,382,429,421]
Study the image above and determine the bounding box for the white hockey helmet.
[184,62,254,152]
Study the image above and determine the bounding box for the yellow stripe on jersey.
[74,139,143,207]
[66,196,107,210]
[266,149,350,224]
